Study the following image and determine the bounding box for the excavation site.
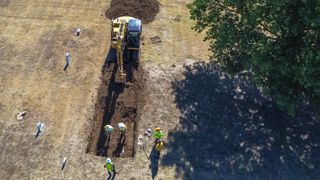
[3,0,319,179]
[86,0,158,157]
[86,60,145,157]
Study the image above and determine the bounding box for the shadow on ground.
[161,62,320,179]
[149,146,160,179]
[96,70,125,156]
[112,134,126,157]
[93,47,140,157]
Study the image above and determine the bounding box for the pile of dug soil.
[105,0,160,24]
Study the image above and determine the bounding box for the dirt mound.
[105,0,160,24]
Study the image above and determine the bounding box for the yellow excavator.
[111,16,142,83]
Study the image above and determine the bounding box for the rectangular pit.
[86,60,144,158]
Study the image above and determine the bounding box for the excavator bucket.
[115,71,126,83]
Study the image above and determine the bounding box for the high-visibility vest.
[156,141,164,152]
[106,162,113,171]
[153,131,164,139]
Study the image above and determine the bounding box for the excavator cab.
[126,19,142,61]
[127,19,142,50]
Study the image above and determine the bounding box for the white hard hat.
[106,158,111,163]
[106,125,113,129]
[118,122,125,128]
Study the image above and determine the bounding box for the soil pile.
[105,0,160,24]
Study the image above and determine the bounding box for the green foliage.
[188,0,320,114]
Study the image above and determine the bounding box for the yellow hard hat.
[155,127,161,131]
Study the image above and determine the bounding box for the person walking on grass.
[64,52,71,71]
[66,52,71,65]
[76,28,81,36]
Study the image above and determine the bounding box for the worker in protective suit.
[64,52,71,71]
[104,125,113,135]
[104,124,113,142]
[155,140,165,152]
[118,122,127,143]
[104,158,116,179]
[152,127,164,145]
[118,122,127,134]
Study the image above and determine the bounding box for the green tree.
[188,0,320,114]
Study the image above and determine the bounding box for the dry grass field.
[0,0,209,179]
[1,0,320,180]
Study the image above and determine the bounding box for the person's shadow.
[113,134,126,157]
[63,63,69,71]
[95,54,125,156]
[149,146,160,179]
[35,130,41,138]
[104,134,111,153]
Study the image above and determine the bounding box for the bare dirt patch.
[0,0,11,8]
[105,0,160,24]
[87,59,146,158]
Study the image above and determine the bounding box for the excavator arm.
[110,16,142,84]
[115,35,126,83]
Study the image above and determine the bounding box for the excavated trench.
[87,0,158,158]
[87,58,145,157]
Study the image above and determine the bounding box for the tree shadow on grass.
[161,62,320,179]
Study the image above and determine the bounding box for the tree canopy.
[188,0,320,114]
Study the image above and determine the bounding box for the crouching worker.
[104,124,113,141]
[152,127,164,145]
[118,122,127,143]
[155,140,165,152]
